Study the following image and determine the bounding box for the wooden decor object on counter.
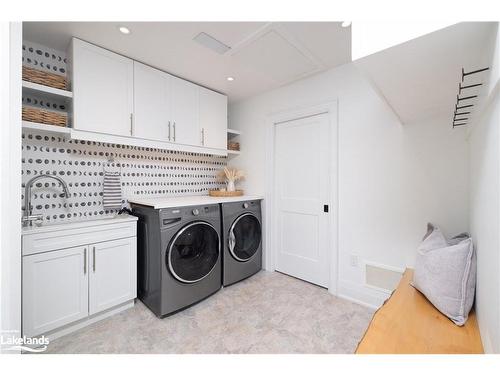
[356,269,483,354]
[209,189,244,197]
[22,66,68,90]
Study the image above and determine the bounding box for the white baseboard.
[44,300,135,342]
[337,279,391,310]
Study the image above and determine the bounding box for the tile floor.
[44,271,374,354]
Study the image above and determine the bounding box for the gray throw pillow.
[412,223,476,326]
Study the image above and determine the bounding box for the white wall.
[468,24,500,354]
[0,22,22,352]
[229,62,470,308]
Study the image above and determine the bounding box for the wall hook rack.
[461,67,489,82]
[453,66,490,128]
[459,82,483,94]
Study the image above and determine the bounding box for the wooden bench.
[356,269,483,354]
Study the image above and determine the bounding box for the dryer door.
[167,221,220,283]
[228,213,262,262]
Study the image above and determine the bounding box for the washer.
[131,203,221,317]
[221,199,263,286]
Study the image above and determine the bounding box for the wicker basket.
[22,106,67,127]
[22,66,67,90]
[227,141,240,151]
[209,189,244,197]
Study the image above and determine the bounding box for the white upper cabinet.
[133,62,172,142]
[69,38,228,154]
[199,87,228,150]
[71,38,134,137]
[171,77,200,146]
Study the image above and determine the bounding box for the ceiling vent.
[193,32,231,55]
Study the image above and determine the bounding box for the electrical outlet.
[350,254,359,267]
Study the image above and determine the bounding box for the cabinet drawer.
[23,221,137,256]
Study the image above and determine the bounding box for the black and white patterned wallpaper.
[22,41,67,75]
[22,41,68,117]
[22,130,227,224]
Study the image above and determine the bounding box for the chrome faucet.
[22,174,70,227]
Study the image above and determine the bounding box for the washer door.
[167,221,220,283]
[228,213,262,262]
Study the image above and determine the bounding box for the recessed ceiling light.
[118,26,131,35]
[227,77,235,82]
[341,21,352,28]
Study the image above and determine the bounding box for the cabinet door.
[199,87,227,150]
[72,38,134,137]
[23,246,89,337]
[133,62,172,141]
[89,238,137,315]
[171,77,200,146]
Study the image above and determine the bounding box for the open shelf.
[227,128,241,137]
[22,121,71,135]
[227,150,241,156]
[22,80,73,101]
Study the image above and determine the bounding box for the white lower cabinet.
[22,217,137,337]
[23,246,89,337]
[89,238,137,315]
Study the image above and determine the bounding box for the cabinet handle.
[93,246,96,272]
[201,128,205,146]
[130,113,134,135]
[168,121,171,141]
[84,248,87,274]
[173,122,176,142]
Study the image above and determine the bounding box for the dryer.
[221,199,263,286]
[131,203,221,317]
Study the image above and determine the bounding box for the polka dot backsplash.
[22,41,67,76]
[22,130,227,224]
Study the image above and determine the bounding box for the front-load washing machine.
[221,199,263,286]
[131,203,221,317]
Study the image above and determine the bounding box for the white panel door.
[23,246,89,337]
[133,62,172,141]
[199,87,227,150]
[171,77,200,146]
[72,38,134,137]
[274,113,331,287]
[89,238,137,315]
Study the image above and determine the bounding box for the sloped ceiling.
[354,22,497,125]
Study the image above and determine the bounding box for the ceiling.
[354,22,497,125]
[23,22,351,103]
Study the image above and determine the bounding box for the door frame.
[265,100,339,295]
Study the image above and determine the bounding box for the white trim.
[265,100,339,295]
[0,22,22,354]
[337,293,379,311]
[363,260,406,275]
[22,121,71,135]
[338,279,390,310]
[70,129,228,156]
[41,300,134,344]
[227,128,241,136]
[22,80,73,99]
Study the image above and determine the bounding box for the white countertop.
[127,194,264,209]
[22,214,138,235]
